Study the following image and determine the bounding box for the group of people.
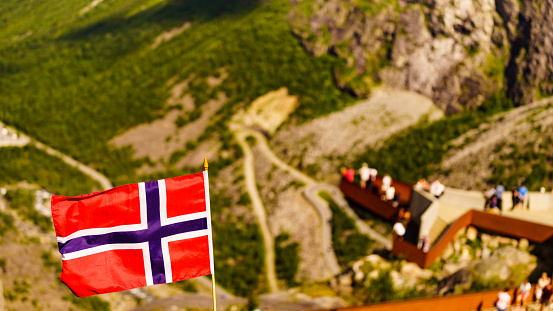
[415,178,445,198]
[484,183,529,213]
[496,273,553,311]
[484,184,506,213]
[342,164,399,206]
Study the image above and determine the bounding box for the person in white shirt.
[537,272,551,302]
[386,186,396,201]
[381,174,392,193]
[430,180,445,198]
[496,288,510,311]
[367,167,378,190]
[358,163,371,189]
[516,279,532,309]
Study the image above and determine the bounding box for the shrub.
[5,189,53,232]
[64,295,110,311]
[354,269,395,303]
[354,91,514,183]
[170,280,198,293]
[275,233,300,286]
[320,192,372,267]
[0,146,100,196]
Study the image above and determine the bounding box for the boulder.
[474,257,511,280]
[494,246,535,267]
[437,268,472,296]
[460,245,472,262]
[466,226,478,241]
[442,243,455,260]
[401,262,434,280]
[519,238,529,250]
[482,247,492,259]
[443,262,471,276]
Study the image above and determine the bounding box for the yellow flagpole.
[204,158,217,311]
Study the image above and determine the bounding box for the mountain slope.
[0,0,353,185]
[288,0,553,111]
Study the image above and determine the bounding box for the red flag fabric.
[51,172,214,297]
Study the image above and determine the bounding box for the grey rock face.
[288,0,553,111]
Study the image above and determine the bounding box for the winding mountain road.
[0,122,113,191]
[232,126,392,285]
[234,130,279,293]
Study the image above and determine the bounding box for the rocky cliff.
[287,0,553,112]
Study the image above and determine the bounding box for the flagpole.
[204,158,217,311]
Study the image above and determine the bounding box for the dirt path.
[234,130,279,293]
[0,123,112,191]
[32,140,113,191]
[233,126,392,282]
[246,128,392,248]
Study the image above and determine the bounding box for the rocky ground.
[253,144,331,282]
[322,225,539,302]
[433,96,553,190]
[271,87,443,180]
[288,0,553,110]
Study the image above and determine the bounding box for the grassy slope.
[0,0,352,186]
[353,93,514,183]
[0,146,100,195]
[3,0,347,297]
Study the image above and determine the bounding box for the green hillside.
[2,0,552,309]
[0,0,354,303]
[0,0,352,186]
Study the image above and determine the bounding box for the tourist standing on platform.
[342,166,355,183]
[430,180,445,198]
[537,272,551,302]
[496,288,511,311]
[496,184,505,211]
[385,186,396,201]
[368,167,378,191]
[512,186,520,210]
[382,174,392,191]
[489,195,499,214]
[518,184,529,210]
[358,163,371,189]
[516,279,532,309]
[540,283,553,311]
[484,186,496,210]
[415,178,430,191]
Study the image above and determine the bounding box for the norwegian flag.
[51,172,214,297]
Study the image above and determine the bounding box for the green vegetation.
[0,212,16,237]
[469,263,529,292]
[64,294,111,311]
[4,279,31,302]
[0,146,100,196]
[352,0,399,16]
[41,251,63,274]
[170,280,198,293]
[353,269,394,303]
[1,0,352,187]
[489,135,553,190]
[320,191,372,267]
[347,201,393,236]
[275,233,300,286]
[354,91,513,183]
[4,189,53,232]
[210,190,265,297]
[351,266,434,304]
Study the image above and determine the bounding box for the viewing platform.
[340,178,553,268]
